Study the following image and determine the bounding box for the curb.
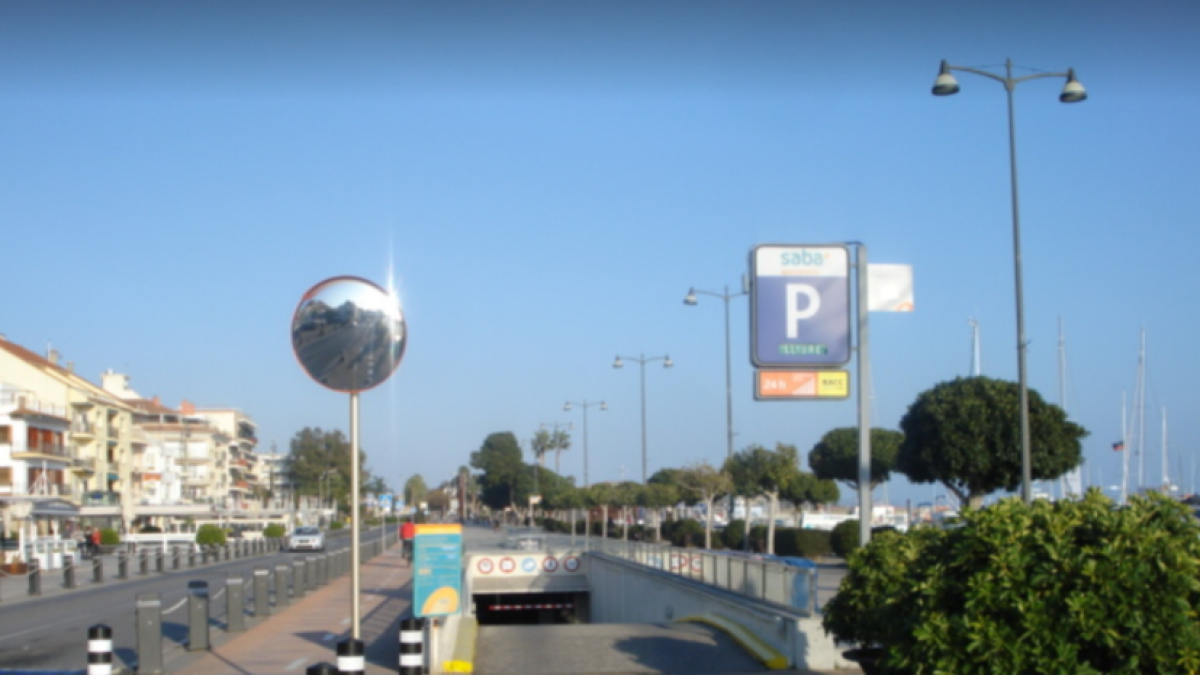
[677,612,789,670]
[443,616,477,672]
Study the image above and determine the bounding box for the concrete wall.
[586,551,854,671]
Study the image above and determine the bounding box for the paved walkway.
[169,545,413,675]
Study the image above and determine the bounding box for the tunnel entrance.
[473,591,590,625]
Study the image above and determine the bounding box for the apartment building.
[1,335,278,567]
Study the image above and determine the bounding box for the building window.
[0,467,11,486]
[0,425,10,444]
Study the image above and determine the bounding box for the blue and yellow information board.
[412,524,463,617]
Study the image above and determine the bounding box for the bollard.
[93,554,104,583]
[306,663,338,675]
[118,551,128,579]
[226,575,245,632]
[87,624,114,675]
[253,568,270,618]
[316,554,326,587]
[64,554,76,589]
[156,549,165,573]
[337,638,365,675]
[275,564,290,609]
[189,547,196,568]
[398,617,424,675]
[28,558,41,596]
[187,580,210,651]
[173,547,181,571]
[135,594,164,675]
[292,560,306,599]
[139,550,149,576]
[306,555,317,591]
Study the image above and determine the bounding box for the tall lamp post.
[684,283,747,459]
[564,400,607,488]
[932,58,1087,504]
[612,354,673,484]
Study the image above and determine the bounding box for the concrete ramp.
[474,622,766,674]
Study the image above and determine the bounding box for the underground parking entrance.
[473,590,591,625]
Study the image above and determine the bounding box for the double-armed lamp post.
[931,58,1087,504]
[612,354,673,483]
[564,400,606,488]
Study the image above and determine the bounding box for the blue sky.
[3,1,1198,507]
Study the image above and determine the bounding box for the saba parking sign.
[751,245,851,367]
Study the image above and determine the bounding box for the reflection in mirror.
[291,276,406,393]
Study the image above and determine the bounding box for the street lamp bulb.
[932,60,960,96]
[563,402,571,412]
[1059,68,1087,103]
[663,356,674,368]
[599,402,608,411]
[683,289,698,305]
[613,356,624,369]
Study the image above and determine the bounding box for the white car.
[288,526,325,552]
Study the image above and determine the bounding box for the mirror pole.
[350,391,361,639]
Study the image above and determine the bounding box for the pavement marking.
[286,657,309,671]
[677,613,789,670]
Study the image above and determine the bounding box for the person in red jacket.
[400,520,415,565]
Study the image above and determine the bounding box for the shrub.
[775,528,832,558]
[329,521,345,530]
[263,524,287,538]
[667,519,704,548]
[748,525,769,552]
[195,524,227,547]
[139,525,163,534]
[99,528,121,546]
[723,519,746,550]
[830,519,860,558]
[825,490,1200,674]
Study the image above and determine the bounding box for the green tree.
[784,471,840,508]
[724,443,806,555]
[404,474,428,510]
[897,376,1088,507]
[676,462,734,549]
[470,432,528,513]
[530,428,552,468]
[637,482,679,543]
[808,427,903,491]
[550,428,571,475]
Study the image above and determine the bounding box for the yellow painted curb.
[678,613,789,670]
[442,616,477,673]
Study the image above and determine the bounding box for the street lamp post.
[932,58,1087,504]
[684,283,747,459]
[564,400,607,488]
[612,354,673,484]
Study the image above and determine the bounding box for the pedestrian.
[400,519,415,565]
[90,527,102,558]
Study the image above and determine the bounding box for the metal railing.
[594,538,818,615]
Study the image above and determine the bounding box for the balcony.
[71,419,96,440]
[82,491,121,507]
[71,457,96,475]
[4,442,72,461]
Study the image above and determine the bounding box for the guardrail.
[592,538,818,615]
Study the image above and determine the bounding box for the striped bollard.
[399,617,424,675]
[336,638,364,675]
[306,663,338,675]
[87,624,113,675]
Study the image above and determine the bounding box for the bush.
[666,519,704,548]
[830,519,860,558]
[825,490,1200,674]
[329,521,345,530]
[195,524,227,547]
[99,528,121,546]
[263,524,287,538]
[723,519,746,550]
[139,525,163,534]
[775,528,832,558]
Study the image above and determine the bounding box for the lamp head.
[1059,68,1087,103]
[932,60,960,96]
[600,401,608,411]
[683,288,698,305]
[563,402,572,412]
[663,356,674,368]
[612,356,623,369]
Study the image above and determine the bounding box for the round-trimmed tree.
[897,376,1087,508]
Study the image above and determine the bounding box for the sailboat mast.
[1162,407,1169,492]
[1136,328,1146,492]
[1121,390,1129,505]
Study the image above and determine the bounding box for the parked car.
[287,526,325,552]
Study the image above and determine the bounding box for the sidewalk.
[170,545,413,675]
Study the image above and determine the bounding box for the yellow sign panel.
[756,370,850,400]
